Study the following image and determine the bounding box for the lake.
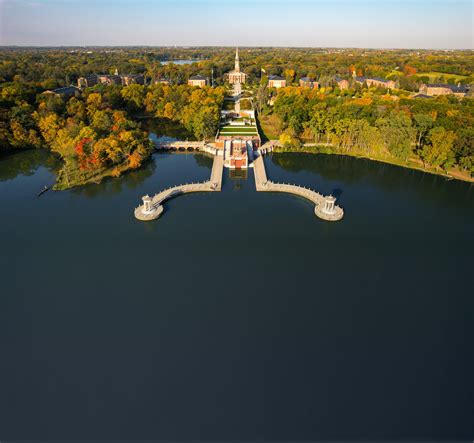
[0,149,473,440]
[161,59,205,65]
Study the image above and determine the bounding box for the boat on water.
[37,186,50,197]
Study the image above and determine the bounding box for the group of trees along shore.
[0,47,473,188]
[1,84,153,189]
[0,48,225,188]
[268,85,474,175]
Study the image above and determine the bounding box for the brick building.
[299,77,319,89]
[78,71,145,88]
[334,76,349,90]
[419,83,468,97]
[268,75,286,88]
[354,75,396,90]
[77,74,98,89]
[188,75,208,88]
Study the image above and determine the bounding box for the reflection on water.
[271,152,474,208]
[69,157,158,198]
[0,149,60,183]
[192,153,213,170]
[229,169,248,180]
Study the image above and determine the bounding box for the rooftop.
[355,76,392,84]
[44,85,80,95]
[189,75,208,81]
[413,93,433,99]
[426,83,468,93]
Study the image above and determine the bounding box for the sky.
[0,0,472,49]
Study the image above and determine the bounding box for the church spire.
[235,47,240,72]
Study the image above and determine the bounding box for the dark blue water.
[0,150,473,440]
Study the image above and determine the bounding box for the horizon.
[0,0,472,49]
[1,45,473,50]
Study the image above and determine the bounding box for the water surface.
[0,150,473,440]
[161,59,205,65]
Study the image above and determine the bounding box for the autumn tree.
[421,127,457,171]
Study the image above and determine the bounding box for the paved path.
[135,155,223,221]
[253,154,344,221]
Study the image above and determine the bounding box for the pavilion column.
[142,195,153,213]
[323,196,336,214]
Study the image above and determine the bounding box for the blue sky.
[0,0,472,48]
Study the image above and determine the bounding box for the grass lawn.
[416,72,468,82]
[219,126,258,134]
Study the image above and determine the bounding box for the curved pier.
[135,155,223,221]
[253,154,344,221]
[134,146,343,222]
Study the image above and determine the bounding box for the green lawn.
[416,72,468,83]
[219,126,258,134]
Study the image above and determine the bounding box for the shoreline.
[3,142,472,191]
[272,144,474,184]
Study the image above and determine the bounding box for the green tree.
[421,127,456,171]
[308,109,328,143]
[376,113,414,161]
[413,113,434,150]
[193,106,219,140]
[121,84,146,111]
[91,110,112,133]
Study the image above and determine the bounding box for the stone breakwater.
[134,151,343,222]
[253,154,344,221]
[135,155,223,221]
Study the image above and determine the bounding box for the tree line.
[1,75,224,188]
[271,86,474,174]
[2,47,472,90]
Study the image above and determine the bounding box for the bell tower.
[235,47,240,72]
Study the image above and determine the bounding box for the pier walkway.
[253,154,344,221]
[135,155,223,221]
[135,139,344,222]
